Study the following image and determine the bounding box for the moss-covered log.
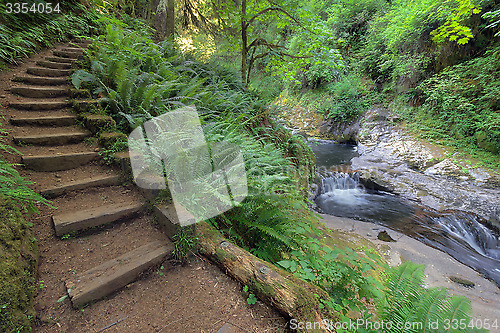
[196,221,337,332]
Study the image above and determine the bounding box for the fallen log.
[196,221,338,332]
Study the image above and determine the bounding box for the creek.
[309,139,500,287]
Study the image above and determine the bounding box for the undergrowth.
[0,1,102,69]
[0,196,38,333]
[70,14,485,329]
[402,42,500,157]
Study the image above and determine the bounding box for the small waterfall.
[431,212,500,261]
[310,140,500,286]
[318,172,367,207]
[315,171,500,285]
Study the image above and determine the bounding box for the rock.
[449,276,475,288]
[424,159,469,179]
[319,118,360,143]
[377,230,396,242]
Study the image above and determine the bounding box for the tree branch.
[247,38,312,60]
[246,6,299,28]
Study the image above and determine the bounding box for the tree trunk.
[241,0,248,85]
[166,0,175,40]
[152,0,167,41]
[196,221,337,333]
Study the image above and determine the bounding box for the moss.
[98,132,128,148]
[0,195,38,333]
[79,113,116,134]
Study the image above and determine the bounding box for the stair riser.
[46,57,75,64]
[22,152,98,172]
[61,47,84,53]
[41,175,121,198]
[67,241,172,308]
[53,50,82,59]
[10,116,76,127]
[36,61,71,69]
[8,101,70,111]
[13,76,68,85]
[11,87,69,98]
[52,204,143,236]
[13,133,89,146]
[27,67,72,77]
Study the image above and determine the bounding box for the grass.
[0,196,38,333]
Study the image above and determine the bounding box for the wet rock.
[378,230,396,242]
[319,118,360,143]
[351,108,500,222]
[449,276,475,288]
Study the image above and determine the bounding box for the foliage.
[483,8,500,36]
[98,137,128,165]
[375,262,486,333]
[326,0,390,51]
[171,226,198,263]
[200,0,345,85]
[242,285,257,305]
[72,17,317,262]
[323,73,371,122]
[278,242,385,317]
[267,23,344,87]
[0,196,38,333]
[0,120,52,213]
[404,42,500,154]
[431,0,482,45]
[0,2,103,68]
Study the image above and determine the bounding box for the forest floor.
[0,44,288,333]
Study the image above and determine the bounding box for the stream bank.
[278,103,500,326]
[321,213,500,330]
[349,108,500,227]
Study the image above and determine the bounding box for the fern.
[378,262,487,333]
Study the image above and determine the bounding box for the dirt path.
[0,43,287,333]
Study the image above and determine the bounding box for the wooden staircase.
[7,40,174,309]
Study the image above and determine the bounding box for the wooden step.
[66,241,172,308]
[46,56,76,64]
[8,101,70,110]
[36,60,71,69]
[13,131,90,145]
[52,202,143,236]
[12,76,68,85]
[27,67,71,77]
[53,50,82,59]
[61,47,84,53]
[10,86,69,98]
[10,115,77,127]
[41,174,121,198]
[22,152,98,172]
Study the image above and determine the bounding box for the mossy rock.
[0,196,38,333]
[80,113,116,134]
[71,99,100,114]
[449,276,475,288]
[70,89,91,99]
[475,131,499,154]
[99,132,128,148]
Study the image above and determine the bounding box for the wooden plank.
[13,131,90,145]
[41,174,121,198]
[66,241,173,308]
[52,202,143,236]
[22,151,98,172]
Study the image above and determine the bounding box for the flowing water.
[309,140,500,286]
